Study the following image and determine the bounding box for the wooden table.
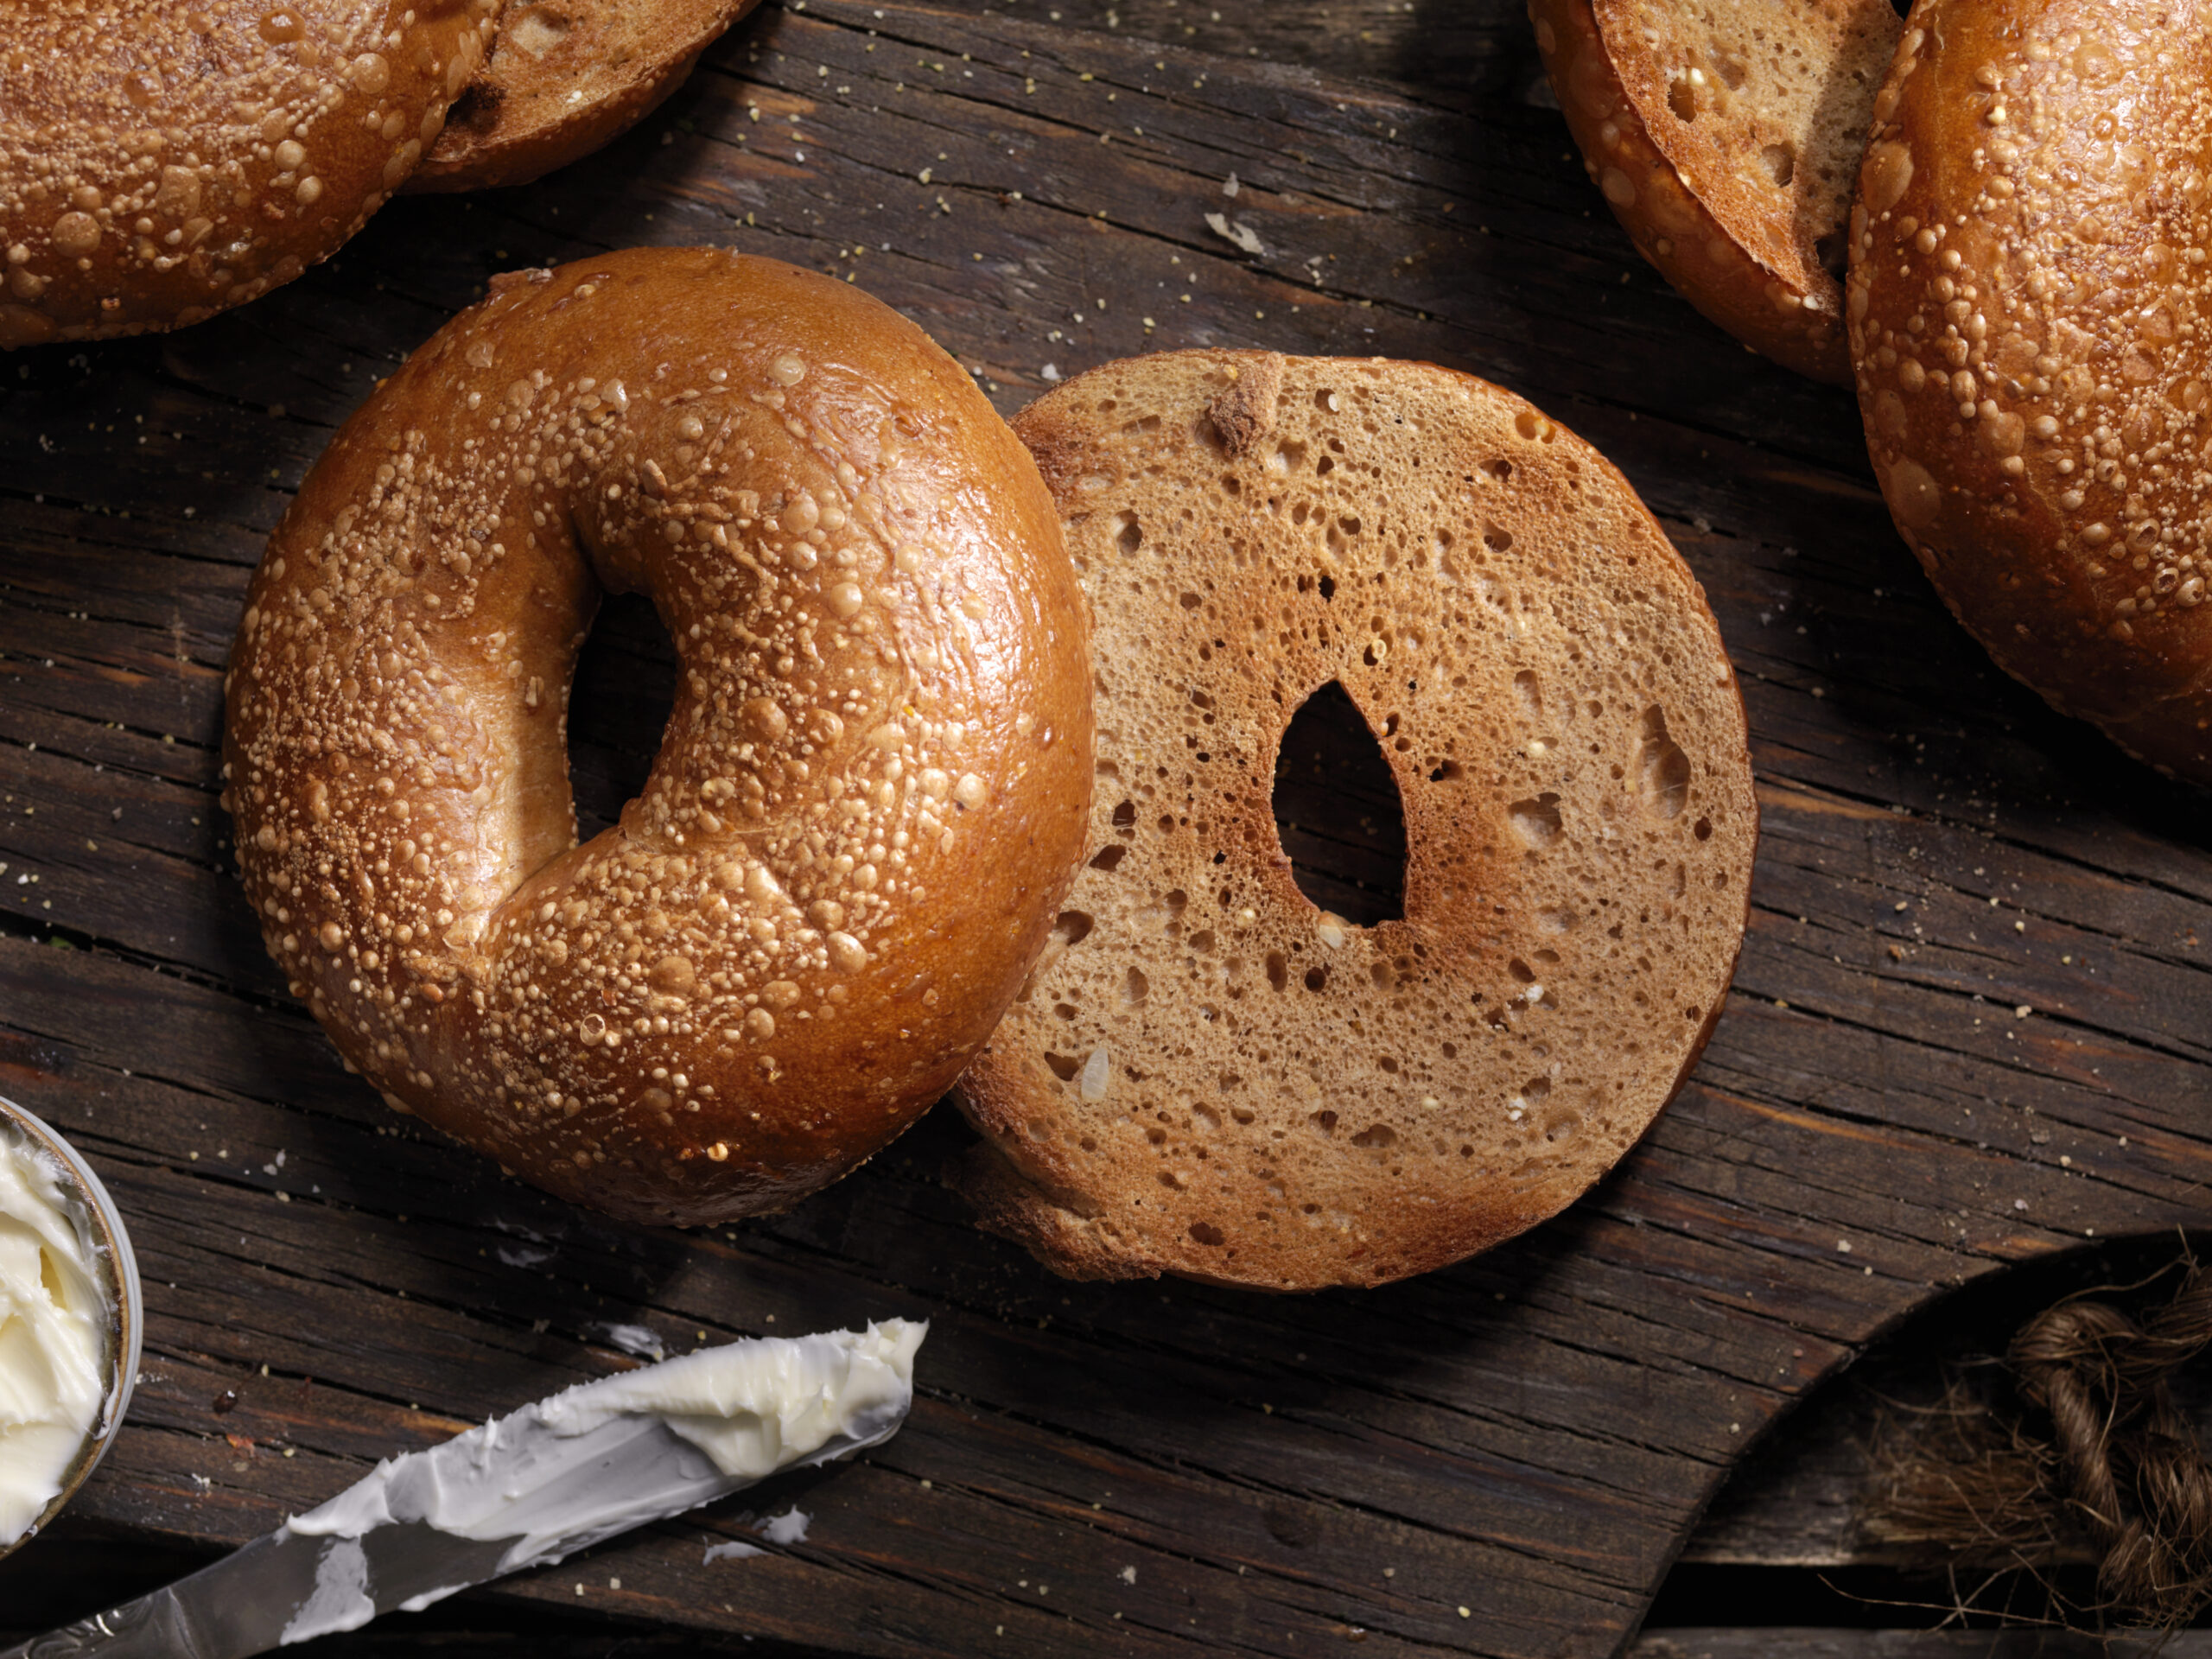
[3,1,2209,1652]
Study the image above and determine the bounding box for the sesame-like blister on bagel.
[223,249,1092,1226]
[1848,1,2212,781]
[0,0,501,348]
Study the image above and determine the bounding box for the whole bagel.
[1848,1,2212,781]
[0,0,499,349]
[222,249,1093,1225]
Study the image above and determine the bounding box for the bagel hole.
[1270,680,1407,927]
[569,592,678,840]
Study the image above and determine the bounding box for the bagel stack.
[0,0,499,348]
[411,0,764,190]
[224,250,1092,1226]
[1847,1,2212,782]
[957,351,1757,1291]
[1532,0,1903,385]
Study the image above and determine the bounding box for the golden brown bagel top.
[0,0,499,348]
[222,249,1093,1225]
[1847,2,2212,780]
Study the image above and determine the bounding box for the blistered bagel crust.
[224,250,1093,1224]
[1848,1,2212,780]
[0,0,499,347]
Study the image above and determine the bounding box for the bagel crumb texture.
[0,0,499,347]
[957,352,1756,1291]
[1850,1,2212,781]
[222,249,1092,1225]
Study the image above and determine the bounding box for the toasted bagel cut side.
[956,352,1757,1291]
[1847,2,2212,783]
[1532,0,1902,385]
[410,0,762,191]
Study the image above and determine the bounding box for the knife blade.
[3,1319,925,1658]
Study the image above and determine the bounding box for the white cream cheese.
[0,1124,111,1548]
[278,1318,925,1642]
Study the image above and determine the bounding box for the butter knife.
[3,1319,925,1657]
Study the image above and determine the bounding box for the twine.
[1862,1256,2212,1630]
[2011,1265,2212,1624]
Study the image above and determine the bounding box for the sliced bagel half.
[410,0,762,191]
[1531,0,1904,385]
[955,352,1757,1290]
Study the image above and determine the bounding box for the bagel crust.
[957,352,1756,1291]
[223,250,1092,1226]
[410,0,764,192]
[1532,0,1901,385]
[1847,3,2212,782]
[0,0,499,349]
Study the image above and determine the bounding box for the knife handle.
[0,1589,211,1659]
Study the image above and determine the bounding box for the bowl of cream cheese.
[0,1095,142,1559]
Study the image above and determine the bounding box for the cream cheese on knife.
[278,1319,926,1642]
[0,1123,110,1548]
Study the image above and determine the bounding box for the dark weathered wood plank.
[2,1,2209,1655]
[1632,1638,2212,1659]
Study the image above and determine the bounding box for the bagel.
[410,0,763,192]
[956,351,1757,1290]
[0,0,499,349]
[1532,0,1903,385]
[1847,3,2212,782]
[222,248,1092,1226]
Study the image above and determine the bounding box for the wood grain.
[1634,1639,2212,1659]
[1,0,2208,1654]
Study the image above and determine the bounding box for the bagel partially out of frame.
[956,350,1757,1291]
[411,0,764,191]
[1847,0,2212,782]
[0,0,499,348]
[1532,0,1903,385]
